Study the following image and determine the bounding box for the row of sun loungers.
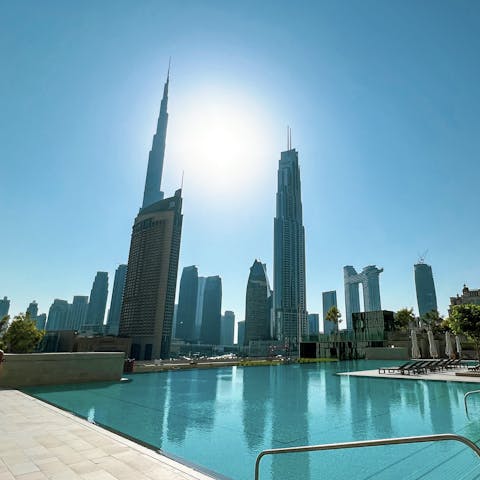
[378,359,466,375]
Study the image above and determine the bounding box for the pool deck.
[339,366,480,383]
[0,389,216,480]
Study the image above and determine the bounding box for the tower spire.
[142,64,170,209]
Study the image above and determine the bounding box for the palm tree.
[325,306,342,333]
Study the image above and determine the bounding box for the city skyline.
[3,2,480,329]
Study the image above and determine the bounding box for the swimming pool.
[24,361,480,479]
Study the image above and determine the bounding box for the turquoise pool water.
[24,361,480,479]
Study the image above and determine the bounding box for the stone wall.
[0,352,125,387]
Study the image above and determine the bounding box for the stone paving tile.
[36,459,71,476]
[0,390,216,480]
[0,471,15,480]
[49,470,83,480]
[5,464,39,477]
[23,447,53,461]
[80,450,107,462]
[15,472,47,480]
[79,470,118,480]
[69,461,101,476]
[47,447,84,466]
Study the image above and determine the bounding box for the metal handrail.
[254,433,480,480]
[464,390,480,417]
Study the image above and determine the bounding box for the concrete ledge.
[0,352,125,387]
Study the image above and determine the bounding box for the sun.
[168,88,276,201]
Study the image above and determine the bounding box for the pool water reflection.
[24,360,480,480]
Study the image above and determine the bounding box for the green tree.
[325,306,342,333]
[3,313,44,353]
[394,308,415,331]
[421,309,443,333]
[449,304,480,360]
[0,315,9,349]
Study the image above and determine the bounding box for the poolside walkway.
[339,366,480,383]
[0,389,216,480]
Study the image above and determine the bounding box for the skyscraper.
[119,68,183,360]
[200,276,222,345]
[308,313,319,336]
[46,299,70,331]
[344,265,383,330]
[322,290,337,334]
[273,142,307,355]
[245,259,272,346]
[175,266,199,342]
[237,321,245,347]
[194,277,206,341]
[415,262,438,317]
[0,296,9,318]
[26,301,38,321]
[85,272,109,331]
[68,295,89,330]
[36,313,47,330]
[221,310,235,345]
[106,264,127,335]
[142,65,169,208]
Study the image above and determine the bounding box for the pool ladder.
[255,434,480,480]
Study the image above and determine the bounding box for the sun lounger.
[378,362,412,374]
[400,361,430,375]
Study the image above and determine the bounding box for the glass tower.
[175,266,199,342]
[106,264,127,335]
[273,145,307,355]
[245,259,272,346]
[322,290,337,334]
[200,276,222,345]
[85,272,109,330]
[0,296,9,319]
[414,263,438,317]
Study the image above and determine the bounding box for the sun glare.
[168,89,275,200]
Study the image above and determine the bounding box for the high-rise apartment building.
[106,264,127,335]
[172,304,178,339]
[344,265,383,330]
[85,272,108,331]
[36,313,47,330]
[200,276,222,345]
[221,310,235,345]
[194,277,206,341]
[26,301,38,320]
[245,260,272,346]
[176,266,199,342]
[322,290,337,334]
[273,142,307,354]
[0,296,9,319]
[308,313,319,336]
[119,68,182,360]
[414,262,438,317]
[237,321,245,347]
[46,299,70,331]
[68,296,89,330]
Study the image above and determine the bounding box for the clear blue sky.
[2,0,480,329]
